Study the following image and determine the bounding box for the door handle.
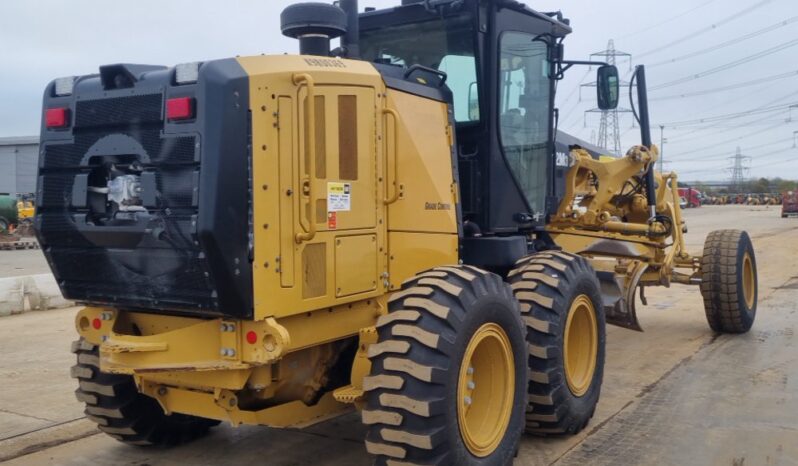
[382,108,401,205]
[293,73,317,243]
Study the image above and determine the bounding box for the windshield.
[361,14,479,123]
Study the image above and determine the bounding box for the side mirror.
[597,65,619,110]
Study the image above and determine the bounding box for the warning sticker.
[327,182,351,212]
[328,211,337,230]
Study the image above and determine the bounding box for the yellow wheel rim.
[563,295,598,397]
[742,252,756,309]
[457,323,515,457]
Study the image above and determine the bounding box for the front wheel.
[364,265,527,465]
[700,230,758,333]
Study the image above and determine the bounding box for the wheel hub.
[564,295,598,397]
[457,323,514,457]
[742,252,755,309]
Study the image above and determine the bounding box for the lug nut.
[467,381,475,390]
[464,396,472,406]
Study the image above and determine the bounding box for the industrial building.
[0,136,38,196]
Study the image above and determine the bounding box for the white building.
[0,136,38,196]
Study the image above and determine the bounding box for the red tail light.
[45,107,69,128]
[167,97,194,121]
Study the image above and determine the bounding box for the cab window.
[360,14,479,123]
[498,32,551,215]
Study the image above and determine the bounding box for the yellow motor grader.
[37,0,758,464]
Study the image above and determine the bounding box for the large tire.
[71,339,219,446]
[700,230,758,333]
[364,265,527,465]
[507,251,605,435]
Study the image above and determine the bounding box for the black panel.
[75,94,163,128]
[461,236,527,271]
[194,59,252,318]
[36,59,252,319]
[374,63,452,103]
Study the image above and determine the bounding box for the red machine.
[678,187,702,208]
[783,191,798,217]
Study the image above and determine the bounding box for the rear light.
[92,318,102,330]
[166,97,194,121]
[45,107,69,128]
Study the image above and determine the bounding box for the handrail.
[382,108,401,205]
[293,73,317,243]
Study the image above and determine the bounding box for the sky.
[1,0,797,182]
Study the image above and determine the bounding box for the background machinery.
[37,0,758,464]
[783,190,798,217]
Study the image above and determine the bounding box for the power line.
[633,0,775,59]
[649,70,798,101]
[664,110,791,145]
[659,102,798,127]
[669,138,795,162]
[650,38,798,91]
[678,146,796,175]
[557,68,592,109]
[616,0,716,40]
[750,153,798,169]
[663,121,791,160]
[648,15,798,67]
[663,88,798,143]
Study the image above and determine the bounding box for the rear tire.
[364,265,527,465]
[700,230,758,333]
[71,339,219,446]
[507,251,606,435]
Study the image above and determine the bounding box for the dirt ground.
[0,205,795,465]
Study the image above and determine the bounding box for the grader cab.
[37,0,758,464]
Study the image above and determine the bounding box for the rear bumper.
[74,305,369,427]
[76,307,289,375]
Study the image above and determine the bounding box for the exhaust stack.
[339,0,360,58]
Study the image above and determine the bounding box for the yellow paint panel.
[336,234,378,297]
[240,55,387,320]
[278,97,296,287]
[386,90,457,234]
[388,232,459,290]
